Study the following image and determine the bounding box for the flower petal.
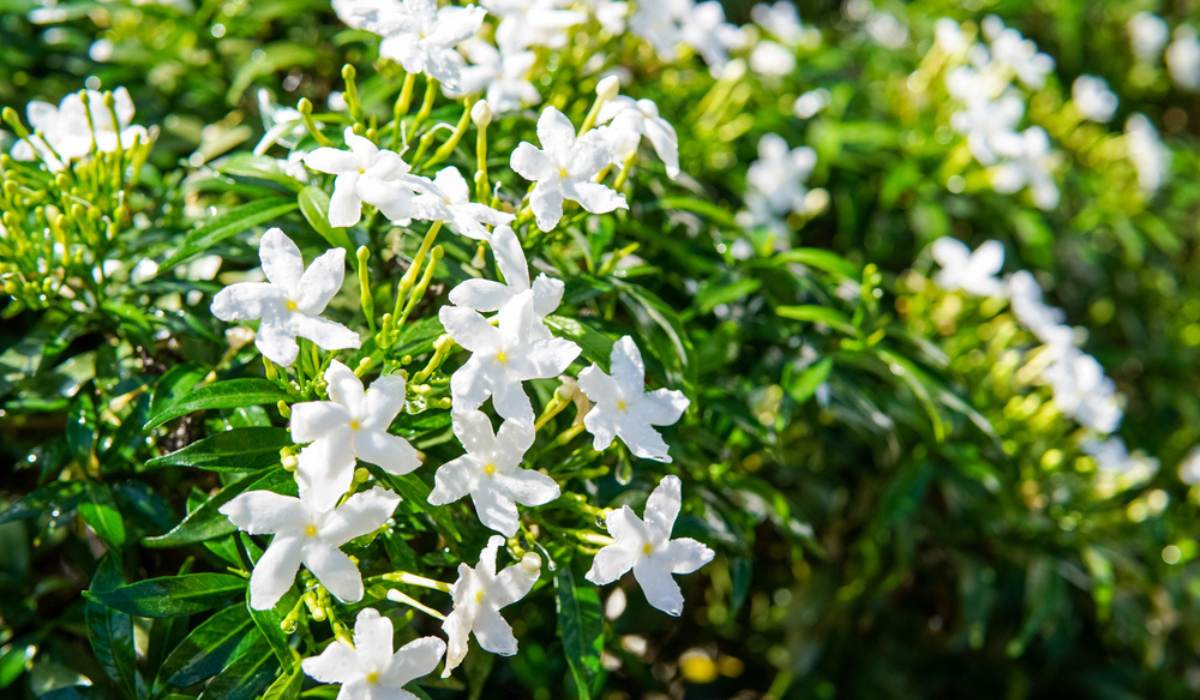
[296,247,347,314]
[644,475,681,540]
[632,558,684,616]
[530,275,564,317]
[321,487,400,544]
[249,534,304,610]
[494,469,559,508]
[492,555,541,609]
[433,166,470,203]
[439,306,499,353]
[476,535,504,578]
[325,360,365,413]
[290,401,350,443]
[639,388,689,426]
[296,436,357,513]
[449,356,492,413]
[451,409,497,456]
[384,636,446,687]
[362,375,407,430]
[259,228,304,289]
[343,128,378,163]
[291,314,361,352]
[429,455,478,505]
[304,147,358,174]
[354,429,421,476]
[490,225,530,290]
[219,490,308,534]
[304,544,364,603]
[616,416,671,462]
[489,377,533,425]
[440,607,471,677]
[582,404,618,451]
[665,537,715,574]
[448,278,513,312]
[563,180,627,214]
[536,107,576,160]
[301,640,361,684]
[529,183,564,232]
[584,543,637,585]
[472,606,518,656]
[256,319,300,366]
[577,365,618,405]
[470,484,520,536]
[352,608,394,671]
[510,142,554,181]
[523,337,580,379]
[493,418,535,466]
[605,505,650,545]
[329,173,362,228]
[644,117,680,178]
[211,282,282,322]
[609,336,645,394]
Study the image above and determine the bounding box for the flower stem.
[377,570,453,593]
[385,589,447,620]
[425,97,475,168]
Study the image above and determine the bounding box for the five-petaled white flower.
[930,238,1005,297]
[334,0,484,90]
[302,608,445,700]
[450,39,540,114]
[219,486,400,610]
[990,126,1060,210]
[13,87,146,171]
[483,0,585,53]
[577,336,689,462]
[585,475,714,616]
[447,225,563,325]
[439,289,580,424]
[211,227,360,367]
[596,95,680,179]
[746,133,818,217]
[411,166,514,240]
[291,360,422,512]
[429,409,559,536]
[510,107,627,232]
[438,535,541,676]
[304,128,430,228]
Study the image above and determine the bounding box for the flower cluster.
[9,87,148,172]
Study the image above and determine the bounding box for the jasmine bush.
[2,1,1200,698]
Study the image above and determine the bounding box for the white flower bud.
[471,99,493,128]
[596,75,621,101]
[225,326,255,351]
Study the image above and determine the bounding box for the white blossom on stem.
[585,475,714,616]
[411,166,514,240]
[301,608,445,700]
[483,0,585,53]
[441,536,541,676]
[447,225,564,323]
[930,238,1005,297]
[450,39,540,114]
[220,487,400,610]
[596,96,679,179]
[304,128,431,228]
[211,227,360,367]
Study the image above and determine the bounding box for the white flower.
[1082,438,1157,487]
[428,409,559,535]
[1043,347,1122,434]
[1072,75,1118,123]
[990,126,1059,211]
[439,289,580,423]
[930,238,1005,297]
[12,87,146,170]
[510,107,627,232]
[752,1,816,47]
[447,224,564,321]
[1167,26,1200,91]
[1125,114,1170,195]
[450,39,540,114]
[1006,271,1073,349]
[629,0,684,60]
[291,360,422,512]
[580,0,628,35]
[984,20,1053,89]
[681,1,747,73]
[304,128,431,227]
[866,12,908,50]
[1128,12,1169,63]
[946,70,1024,165]
[746,133,817,217]
[219,486,400,610]
[1178,447,1200,485]
[302,608,445,700]
[750,41,796,77]
[211,227,360,367]
[577,336,689,462]
[933,17,968,55]
[483,0,585,53]
[411,166,514,240]
[334,0,484,90]
[596,96,679,179]
[585,475,713,616]
[793,88,830,119]
[439,536,541,676]
[254,89,305,155]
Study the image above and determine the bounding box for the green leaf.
[784,357,834,405]
[213,153,305,193]
[695,277,761,314]
[774,248,861,282]
[248,589,299,668]
[0,481,85,525]
[373,470,462,548]
[543,315,614,367]
[155,605,256,689]
[79,483,127,549]
[658,195,738,227]
[260,663,303,700]
[875,347,949,442]
[144,427,292,472]
[66,391,97,466]
[146,378,290,430]
[197,629,279,700]
[87,573,247,618]
[159,198,298,272]
[85,556,142,698]
[555,564,604,700]
[143,467,295,548]
[299,186,354,251]
[776,305,858,336]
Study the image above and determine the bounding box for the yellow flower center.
[285,300,298,312]
[616,400,628,412]
[358,166,366,174]
[558,167,569,179]
[642,542,653,556]
[474,589,485,604]
[365,671,380,684]
[349,419,361,431]
[495,350,508,365]
[305,524,318,538]
[483,462,496,476]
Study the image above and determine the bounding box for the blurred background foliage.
[3,0,1200,698]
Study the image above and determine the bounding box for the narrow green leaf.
[544,315,614,367]
[144,427,291,472]
[79,483,127,549]
[555,564,604,700]
[0,481,85,525]
[146,378,290,430]
[88,573,247,618]
[197,630,279,700]
[774,248,861,282]
[86,556,142,698]
[260,663,303,700]
[776,305,858,336]
[784,357,834,405]
[155,605,255,689]
[160,198,298,272]
[143,468,295,548]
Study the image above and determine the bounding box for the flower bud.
[225,326,255,351]
[596,75,621,101]
[470,99,493,128]
[519,552,542,573]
